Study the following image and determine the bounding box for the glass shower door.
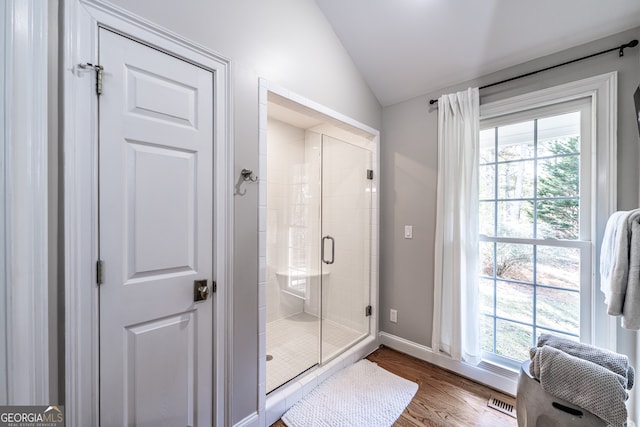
[265,128,322,393]
[320,135,372,363]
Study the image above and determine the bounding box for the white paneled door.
[98,28,214,427]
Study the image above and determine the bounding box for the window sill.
[481,351,522,370]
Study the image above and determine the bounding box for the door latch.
[79,63,104,95]
[194,279,210,302]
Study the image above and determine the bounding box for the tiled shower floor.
[266,312,364,393]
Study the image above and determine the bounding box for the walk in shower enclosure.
[265,93,376,393]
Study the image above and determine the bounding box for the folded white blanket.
[537,334,634,390]
[600,209,640,330]
[530,345,628,427]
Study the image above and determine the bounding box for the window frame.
[479,72,618,366]
[479,99,592,368]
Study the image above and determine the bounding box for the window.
[478,99,593,369]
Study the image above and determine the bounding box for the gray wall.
[48,0,60,405]
[0,0,7,405]
[102,0,382,423]
[380,27,640,356]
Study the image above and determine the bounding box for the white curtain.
[431,87,481,364]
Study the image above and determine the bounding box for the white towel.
[600,209,640,329]
[601,211,630,314]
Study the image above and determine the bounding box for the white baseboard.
[378,332,518,396]
[234,412,259,427]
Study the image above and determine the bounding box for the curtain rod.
[428,39,638,105]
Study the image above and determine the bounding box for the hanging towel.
[601,211,631,314]
[529,345,628,427]
[536,334,634,390]
[623,210,640,329]
[600,209,640,329]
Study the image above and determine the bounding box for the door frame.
[62,1,232,426]
[2,0,51,404]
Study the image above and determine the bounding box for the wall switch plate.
[404,225,413,239]
[390,309,398,323]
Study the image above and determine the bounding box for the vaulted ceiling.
[314,0,640,106]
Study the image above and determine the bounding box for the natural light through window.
[478,100,592,367]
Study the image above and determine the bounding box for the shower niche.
[263,90,378,394]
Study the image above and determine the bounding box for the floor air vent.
[488,396,516,418]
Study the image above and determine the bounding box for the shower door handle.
[322,235,335,264]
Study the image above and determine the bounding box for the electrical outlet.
[404,225,413,239]
[390,309,398,323]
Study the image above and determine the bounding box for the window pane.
[481,315,495,353]
[536,199,579,239]
[497,201,534,237]
[497,121,534,162]
[537,155,579,197]
[496,319,532,361]
[479,164,495,199]
[537,111,580,157]
[536,288,579,335]
[495,243,533,282]
[496,281,533,324]
[479,241,494,277]
[536,328,579,343]
[479,278,494,315]
[480,129,496,164]
[479,201,495,236]
[536,246,580,290]
[497,160,534,199]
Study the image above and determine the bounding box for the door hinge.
[79,63,104,95]
[366,169,374,180]
[365,305,372,317]
[96,259,104,285]
[212,281,217,293]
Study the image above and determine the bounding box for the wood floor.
[271,346,517,427]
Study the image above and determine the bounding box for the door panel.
[127,143,196,277]
[125,312,195,427]
[126,66,198,127]
[99,28,213,426]
[320,135,372,363]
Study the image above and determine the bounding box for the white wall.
[102,0,382,423]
